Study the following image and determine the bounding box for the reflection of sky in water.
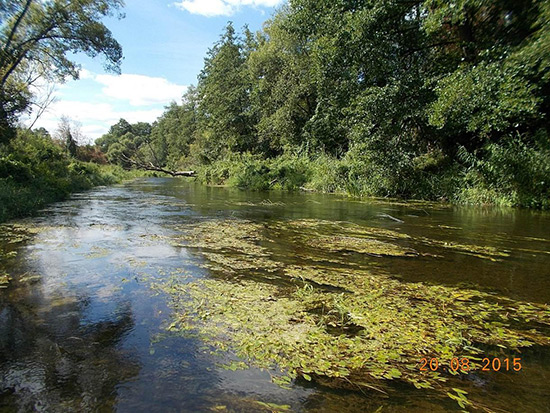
[1,178,550,412]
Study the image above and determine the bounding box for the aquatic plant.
[153,218,550,410]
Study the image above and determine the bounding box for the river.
[1,178,549,412]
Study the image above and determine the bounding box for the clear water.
[1,178,549,412]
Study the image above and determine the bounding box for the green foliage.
[457,136,550,208]
[0,129,138,223]
[194,23,257,161]
[195,143,548,208]
[96,118,153,167]
[133,0,550,209]
[198,153,311,191]
[150,89,198,169]
[0,0,124,137]
[248,10,317,155]
[429,58,542,146]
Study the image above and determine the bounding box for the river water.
[1,178,549,412]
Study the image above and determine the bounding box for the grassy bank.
[195,140,550,210]
[0,130,147,223]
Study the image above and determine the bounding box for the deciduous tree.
[0,0,124,142]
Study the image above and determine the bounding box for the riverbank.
[194,147,550,210]
[0,131,148,223]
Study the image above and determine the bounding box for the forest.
[96,0,550,209]
[1,1,550,217]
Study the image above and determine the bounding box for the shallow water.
[1,177,549,412]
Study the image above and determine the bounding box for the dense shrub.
[195,139,550,209]
[0,129,141,222]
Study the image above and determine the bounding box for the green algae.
[233,199,286,207]
[275,218,508,262]
[85,246,112,259]
[305,236,417,257]
[415,236,510,261]
[0,224,32,264]
[273,219,411,240]
[174,220,267,256]
[0,272,11,288]
[202,252,281,273]
[18,272,41,284]
[0,224,37,284]
[152,217,550,410]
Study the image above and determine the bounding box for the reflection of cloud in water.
[0,287,139,411]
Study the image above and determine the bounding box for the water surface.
[1,178,549,412]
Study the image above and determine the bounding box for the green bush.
[197,153,312,191]
[456,137,550,208]
[190,134,550,210]
[0,129,143,223]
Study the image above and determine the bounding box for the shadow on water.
[0,177,549,412]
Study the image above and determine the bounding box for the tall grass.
[195,138,550,209]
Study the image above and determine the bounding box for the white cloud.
[175,0,232,16]
[78,68,95,80]
[95,73,187,106]
[174,0,283,16]
[31,100,165,143]
[26,71,188,142]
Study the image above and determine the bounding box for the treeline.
[0,128,142,222]
[0,0,132,222]
[103,0,549,208]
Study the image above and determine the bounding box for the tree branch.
[2,0,34,58]
[120,154,195,177]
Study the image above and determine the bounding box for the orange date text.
[419,357,522,373]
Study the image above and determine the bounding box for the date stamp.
[419,357,522,373]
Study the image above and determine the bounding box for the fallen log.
[142,163,195,177]
[121,155,196,177]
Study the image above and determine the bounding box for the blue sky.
[29,0,284,143]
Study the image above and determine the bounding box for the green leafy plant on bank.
[194,136,550,209]
[0,129,148,223]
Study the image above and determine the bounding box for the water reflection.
[1,178,549,412]
[0,285,139,411]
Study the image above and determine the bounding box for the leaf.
[254,401,291,411]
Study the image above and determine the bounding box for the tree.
[55,116,83,157]
[195,23,255,162]
[149,87,199,169]
[96,118,149,167]
[248,8,317,156]
[96,118,131,153]
[0,0,124,142]
[425,0,549,150]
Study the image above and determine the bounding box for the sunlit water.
[1,178,549,412]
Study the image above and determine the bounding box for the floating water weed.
[154,218,550,410]
[305,236,417,257]
[416,236,510,261]
[0,272,11,288]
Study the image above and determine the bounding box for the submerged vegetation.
[0,223,39,287]
[152,218,550,410]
